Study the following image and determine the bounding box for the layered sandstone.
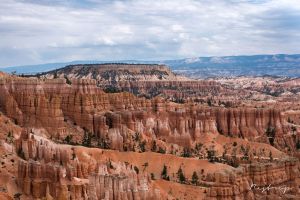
[205,158,300,199]
[15,130,159,200]
[0,76,293,151]
[0,70,299,200]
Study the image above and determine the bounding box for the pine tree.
[82,131,91,147]
[296,140,300,150]
[181,147,191,157]
[65,75,72,85]
[151,140,157,152]
[191,171,199,185]
[207,149,216,163]
[161,165,169,181]
[177,167,186,184]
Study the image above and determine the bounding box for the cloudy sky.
[0,0,300,67]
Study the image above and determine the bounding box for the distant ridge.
[1,54,300,78]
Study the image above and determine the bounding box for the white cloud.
[0,0,300,66]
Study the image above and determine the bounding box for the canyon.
[0,64,299,199]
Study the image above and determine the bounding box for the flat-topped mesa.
[63,63,172,73]
[38,64,227,100]
[43,63,187,82]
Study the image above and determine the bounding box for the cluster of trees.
[207,145,240,168]
[97,135,111,149]
[64,75,72,85]
[104,86,122,93]
[161,164,200,186]
[82,131,92,147]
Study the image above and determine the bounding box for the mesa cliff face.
[0,76,292,151]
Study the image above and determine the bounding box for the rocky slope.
[0,76,295,151]
[0,72,299,199]
[15,129,159,200]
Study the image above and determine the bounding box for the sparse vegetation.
[104,86,121,93]
[82,131,91,147]
[97,135,111,149]
[181,147,191,157]
[207,148,216,163]
[64,75,72,85]
[64,135,73,144]
[158,147,166,154]
[161,165,170,181]
[139,140,146,152]
[151,140,157,152]
[177,167,186,184]
[191,171,199,185]
[14,193,22,200]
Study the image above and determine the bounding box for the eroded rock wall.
[0,77,292,151]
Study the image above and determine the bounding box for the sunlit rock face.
[0,76,293,151]
[15,130,159,200]
[0,71,299,200]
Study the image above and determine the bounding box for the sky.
[0,0,300,67]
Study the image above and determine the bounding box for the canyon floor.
[0,64,300,200]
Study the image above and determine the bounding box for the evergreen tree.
[181,147,191,157]
[151,140,157,152]
[158,147,166,154]
[82,131,91,147]
[161,165,169,181]
[64,135,73,144]
[177,167,186,184]
[139,141,146,152]
[296,140,300,150]
[207,149,216,163]
[191,171,199,185]
[64,75,72,85]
